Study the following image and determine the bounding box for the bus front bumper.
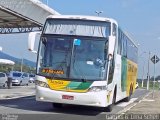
[36,86,110,107]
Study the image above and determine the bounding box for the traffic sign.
[151,55,160,64]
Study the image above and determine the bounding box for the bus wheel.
[52,103,63,108]
[124,86,133,102]
[106,103,113,112]
[106,90,116,112]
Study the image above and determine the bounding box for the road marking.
[138,92,152,103]
[117,98,138,107]
[118,91,151,114]
[118,103,137,114]
[142,99,155,102]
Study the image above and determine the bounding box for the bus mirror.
[108,36,116,60]
[28,32,41,54]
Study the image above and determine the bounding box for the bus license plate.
[62,95,74,100]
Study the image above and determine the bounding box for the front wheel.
[52,103,63,108]
[106,104,113,112]
[103,90,116,112]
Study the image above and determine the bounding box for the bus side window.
[122,34,127,58]
[113,23,117,36]
[108,57,115,84]
[117,29,122,55]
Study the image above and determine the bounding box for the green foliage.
[0,63,36,73]
[138,80,160,90]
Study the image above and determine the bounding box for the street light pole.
[142,61,145,87]
[20,58,23,72]
[139,51,146,88]
[95,11,103,16]
[147,51,151,90]
[152,55,156,98]
[46,0,48,5]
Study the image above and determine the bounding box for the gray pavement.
[0,89,149,120]
[122,90,160,114]
[0,86,153,120]
[0,84,35,99]
[1,85,156,115]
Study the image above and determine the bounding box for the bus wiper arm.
[72,61,87,82]
[81,78,87,82]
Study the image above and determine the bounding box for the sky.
[0,0,160,78]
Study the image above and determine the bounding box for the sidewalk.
[124,90,160,114]
[0,84,35,100]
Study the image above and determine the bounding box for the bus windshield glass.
[38,36,108,81]
[44,19,111,38]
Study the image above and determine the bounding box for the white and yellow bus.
[28,15,138,111]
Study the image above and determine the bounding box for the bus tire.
[52,103,63,108]
[106,88,116,112]
[124,86,133,102]
[106,104,113,112]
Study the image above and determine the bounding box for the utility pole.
[153,56,156,98]
[147,51,151,90]
[20,58,23,72]
[139,51,146,88]
[142,62,145,87]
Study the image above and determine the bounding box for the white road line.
[117,98,138,107]
[142,99,155,102]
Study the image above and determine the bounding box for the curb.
[118,91,152,114]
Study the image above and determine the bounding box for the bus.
[28,15,138,111]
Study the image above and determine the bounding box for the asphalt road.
[0,89,149,120]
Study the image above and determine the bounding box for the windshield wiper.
[72,50,87,82]
[81,78,87,82]
[72,64,87,82]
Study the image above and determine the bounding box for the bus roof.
[47,15,118,25]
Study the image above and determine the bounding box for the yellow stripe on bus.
[47,79,70,90]
[47,79,90,92]
[126,60,138,96]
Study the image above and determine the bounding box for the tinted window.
[117,28,138,63]
[13,72,22,77]
[44,19,111,37]
[22,73,28,77]
[0,73,5,77]
[118,28,123,55]
[29,74,35,77]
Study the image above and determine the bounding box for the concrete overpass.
[0,0,60,34]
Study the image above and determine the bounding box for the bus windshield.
[44,19,111,38]
[38,35,108,81]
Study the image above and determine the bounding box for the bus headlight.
[88,86,107,92]
[35,80,49,88]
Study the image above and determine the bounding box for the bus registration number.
[62,95,74,100]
